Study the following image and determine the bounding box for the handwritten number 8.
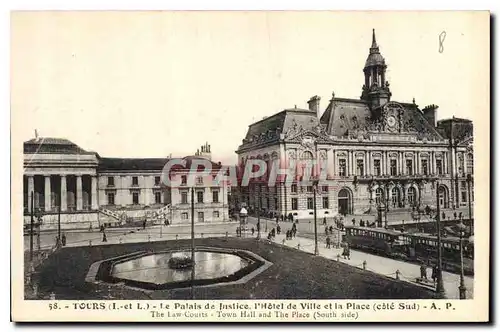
[439,31,446,53]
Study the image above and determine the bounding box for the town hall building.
[235,30,474,222]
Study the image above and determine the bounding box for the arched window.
[407,187,417,206]
[375,188,384,205]
[466,153,474,174]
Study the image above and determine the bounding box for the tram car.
[401,233,474,276]
[344,226,407,258]
[344,226,474,275]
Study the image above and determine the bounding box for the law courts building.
[23,140,230,230]
[235,30,474,221]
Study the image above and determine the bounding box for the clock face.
[387,116,396,127]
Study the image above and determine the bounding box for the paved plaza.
[26,218,473,300]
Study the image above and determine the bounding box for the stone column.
[462,152,467,175]
[416,152,420,175]
[76,175,83,211]
[432,151,437,175]
[366,151,370,176]
[27,176,34,213]
[91,176,98,210]
[60,175,67,211]
[44,176,51,212]
[327,149,334,179]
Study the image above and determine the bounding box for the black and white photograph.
[10,10,490,322]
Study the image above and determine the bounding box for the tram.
[344,226,407,257]
[344,226,474,275]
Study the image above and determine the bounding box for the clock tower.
[361,29,392,109]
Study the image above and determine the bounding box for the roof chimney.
[422,104,439,127]
[307,95,321,117]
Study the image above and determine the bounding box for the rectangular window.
[291,184,298,193]
[461,191,467,203]
[390,159,397,176]
[422,160,429,175]
[132,176,138,186]
[461,181,467,189]
[212,191,219,203]
[107,177,114,186]
[181,212,188,220]
[181,175,187,185]
[356,159,364,176]
[213,211,219,218]
[436,159,443,175]
[154,176,161,185]
[198,212,204,222]
[197,191,204,203]
[155,192,161,204]
[196,176,203,185]
[307,197,314,209]
[406,160,413,175]
[322,186,329,193]
[339,159,347,176]
[132,192,139,205]
[107,192,115,205]
[374,160,381,176]
[322,197,329,209]
[307,186,313,193]
[291,198,298,210]
[181,192,188,204]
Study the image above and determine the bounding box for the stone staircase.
[146,204,171,224]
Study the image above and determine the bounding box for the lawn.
[31,237,439,300]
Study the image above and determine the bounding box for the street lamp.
[457,221,467,299]
[466,174,473,235]
[313,179,319,256]
[434,181,445,297]
[190,187,195,300]
[257,188,261,240]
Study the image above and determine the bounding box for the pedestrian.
[102,231,107,243]
[329,225,333,233]
[61,233,67,246]
[352,218,356,226]
[432,265,438,284]
[459,212,463,220]
[143,219,146,230]
[360,219,364,227]
[323,217,327,226]
[277,225,281,235]
[325,227,329,236]
[454,212,457,220]
[420,263,427,280]
[292,228,297,238]
[442,211,446,220]
[236,227,240,237]
[251,227,255,236]
[326,236,331,249]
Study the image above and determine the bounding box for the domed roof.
[365,52,386,67]
[364,29,386,68]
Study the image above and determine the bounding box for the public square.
[25,218,472,300]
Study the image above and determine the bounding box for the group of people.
[420,263,439,284]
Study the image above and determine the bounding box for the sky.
[11,11,489,165]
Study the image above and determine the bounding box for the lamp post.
[313,179,319,256]
[190,187,195,300]
[466,174,473,235]
[384,184,389,229]
[457,221,467,299]
[435,181,445,297]
[257,188,261,240]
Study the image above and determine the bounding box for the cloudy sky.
[11,11,489,164]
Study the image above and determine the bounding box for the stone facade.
[23,140,229,229]
[235,30,474,221]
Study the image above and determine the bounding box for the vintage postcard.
[11,11,490,322]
